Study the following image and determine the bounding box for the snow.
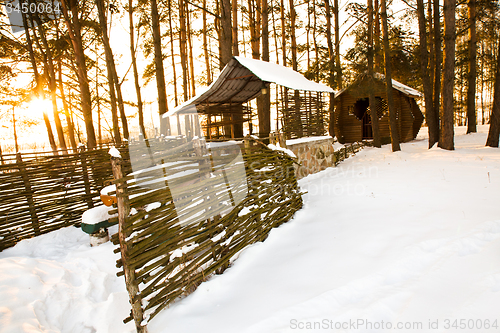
[233,56,335,93]
[100,185,116,196]
[286,135,333,146]
[81,205,118,225]
[1,125,499,333]
[268,143,297,158]
[374,72,422,97]
[336,73,422,99]
[108,147,121,158]
[0,227,134,333]
[332,141,346,151]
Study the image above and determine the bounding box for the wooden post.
[79,146,94,209]
[244,135,252,154]
[17,153,40,236]
[111,155,148,333]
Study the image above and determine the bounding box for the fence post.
[111,155,147,333]
[16,153,40,236]
[79,146,94,209]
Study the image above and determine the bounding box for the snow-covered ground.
[1,125,499,333]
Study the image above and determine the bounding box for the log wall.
[334,80,422,144]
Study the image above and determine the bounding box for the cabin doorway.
[353,98,373,140]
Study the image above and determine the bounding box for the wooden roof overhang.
[164,56,335,117]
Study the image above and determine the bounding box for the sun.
[25,97,53,117]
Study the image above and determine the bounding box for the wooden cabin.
[333,73,423,144]
[164,56,334,140]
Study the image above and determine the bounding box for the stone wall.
[286,137,336,179]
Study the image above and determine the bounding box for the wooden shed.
[164,56,334,140]
[333,73,424,144]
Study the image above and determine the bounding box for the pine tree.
[439,0,456,150]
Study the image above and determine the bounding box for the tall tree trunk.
[289,0,297,71]
[220,0,233,69]
[151,0,169,133]
[232,0,239,56]
[114,77,129,140]
[61,0,97,149]
[374,0,382,72]
[439,0,455,150]
[30,28,66,152]
[31,12,67,152]
[21,11,42,96]
[95,51,102,145]
[325,0,335,137]
[433,0,441,141]
[417,0,438,147]
[381,0,400,151]
[179,0,189,100]
[203,0,212,84]
[280,0,286,66]
[271,0,280,63]
[23,26,58,155]
[257,0,271,139]
[12,107,19,153]
[129,0,146,138]
[248,0,261,61]
[58,60,78,151]
[428,0,434,99]
[97,0,129,141]
[168,0,179,106]
[485,31,500,147]
[96,0,122,145]
[312,2,318,77]
[481,41,485,125]
[288,0,301,137]
[307,0,311,69]
[186,4,196,97]
[334,0,342,89]
[368,0,381,147]
[466,0,477,133]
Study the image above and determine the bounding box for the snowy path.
[1,126,499,333]
[149,126,500,333]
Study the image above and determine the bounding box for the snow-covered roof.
[164,57,335,117]
[335,72,422,99]
[374,73,422,97]
[233,56,335,93]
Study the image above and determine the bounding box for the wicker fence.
[0,147,115,251]
[109,137,303,332]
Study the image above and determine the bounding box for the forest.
[0,0,500,154]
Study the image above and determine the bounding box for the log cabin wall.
[334,77,422,144]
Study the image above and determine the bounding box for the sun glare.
[25,97,53,117]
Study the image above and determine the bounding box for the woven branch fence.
[109,137,303,332]
[0,146,115,251]
[280,90,327,140]
[332,141,368,166]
